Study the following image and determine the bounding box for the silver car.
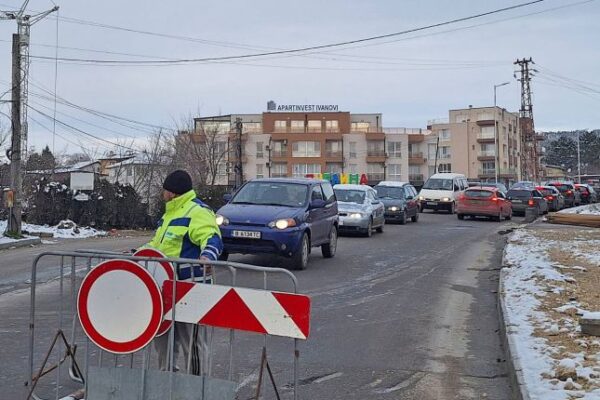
[333,184,385,237]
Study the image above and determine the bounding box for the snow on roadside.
[559,203,600,216]
[0,220,106,239]
[502,228,600,399]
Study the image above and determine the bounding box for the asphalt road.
[0,212,520,399]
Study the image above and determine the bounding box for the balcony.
[271,150,288,158]
[408,134,424,143]
[476,119,495,126]
[499,168,518,178]
[367,150,386,163]
[367,173,385,184]
[408,152,426,164]
[427,118,449,129]
[477,150,496,161]
[409,174,424,183]
[290,126,305,133]
[325,150,343,159]
[307,127,323,133]
[477,133,495,143]
[478,169,496,178]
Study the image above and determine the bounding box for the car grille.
[223,237,277,250]
[338,212,348,217]
[230,221,267,227]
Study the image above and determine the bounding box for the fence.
[26,250,305,400]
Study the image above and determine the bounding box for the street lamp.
[494,82,510,183]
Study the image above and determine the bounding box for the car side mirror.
[371,200,380,205]
[309,199,327,209]
[223,193,232,203]
[406,196,414,200]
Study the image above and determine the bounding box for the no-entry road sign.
[77,259,163,354]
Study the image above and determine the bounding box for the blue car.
[216,178,339,270]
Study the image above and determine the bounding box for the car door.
[320,182,338,237]
[308,184,327,245]
[532,190,546,213]
[496,191,509,216]
[403,186,416,216]
[368,189,384,225]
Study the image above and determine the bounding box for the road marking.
[313,372,343,384]
[374,372,425,394]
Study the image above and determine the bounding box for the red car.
[456,187,512,221]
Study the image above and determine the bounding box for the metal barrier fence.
[26,250,302,400]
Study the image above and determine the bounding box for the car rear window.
[507,190,532,199]
[549,184,573,192]
[537,188,554,196]
[465,189,493,198]
[576,186,589,194]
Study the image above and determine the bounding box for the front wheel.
[364,219,373,237]
[399,211,407,225]
[292,233,310,270]
[449,202,455,214]
[321,227,338,258]
[457,213,464,220]
[411,212,419,223]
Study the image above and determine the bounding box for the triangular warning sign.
[200,289,267,335]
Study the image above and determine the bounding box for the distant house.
[27,160,102,188]
[98,152,136,177]
[106,153,168,205]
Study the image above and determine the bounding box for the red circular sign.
[77,259,163,354]
[134,248,174,336]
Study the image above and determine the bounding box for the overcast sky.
[0,0,598,157]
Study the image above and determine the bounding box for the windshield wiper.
[258,202,296,207]
[231,201,257,205]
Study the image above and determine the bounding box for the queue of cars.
[214,175,596,270]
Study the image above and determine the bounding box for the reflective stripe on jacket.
[146,189,223,263]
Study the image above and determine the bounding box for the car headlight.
[390,206,399,212]
[418,196,424,201]
[215,214,229,226]
[441,197,451,202]
[268,218,297,229]
[349,213,364,219]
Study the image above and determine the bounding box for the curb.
[498,244,531,400]
[0,237,41,250]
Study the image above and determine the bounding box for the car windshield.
[375,186,404,199]
[465,190,493,199]
[507,190,532,199]
[423,178,453,191]
[232,182,308,207]
[334,189,366,204]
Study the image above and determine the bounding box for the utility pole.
[234,118,243,189]
[576,130,581,184]
[514,57,540,182]
[2,1,59,236]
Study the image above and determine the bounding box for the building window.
[439,146,451,159]
[478,112,493,121]
[292,141,321,157]
[387,141,402,158]
[326,140,342,157]
[349,142,357,159]
[439,129,451,141]
[244,122,262,133]
[366,163,384,181]
[274,120,287,132]
[428,143,437,160]
[271,163,287,178]
[481,161,495,175]
[367,140,385,157]
[388,164,402,181]
[326,162,343,174]
[325,120,339,132]
[480,126,495,138]
[307,120,322,133]
[256,164,264,178]
[271,141,287,157]
[480,143,495,157]
[438,163,452,173]
[256,142,264,159]
[351,122,370,132]
[293,163,320,178]
[291,120,304,133]
[217,162,227,176]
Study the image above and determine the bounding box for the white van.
[417,173,469,214]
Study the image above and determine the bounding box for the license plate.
[232,230,261,239]
[512,200,522,203]
[426,201,437,206]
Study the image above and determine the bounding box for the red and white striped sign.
[162,280,311,340]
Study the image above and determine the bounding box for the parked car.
[575,184,597,204]
[417,173,469,214]
[480,182,508,194]
[456,187,512,221]
[216,178,338,270]
[510,181,537,190]
[468,181,483,187]
[333,184,384,237]
[373,181,420,224]
[536,186,564,211]
[547,182,581,207]
[506,188,549,216]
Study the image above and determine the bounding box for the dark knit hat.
[163,170,193,195]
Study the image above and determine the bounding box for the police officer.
[145,170,223,374]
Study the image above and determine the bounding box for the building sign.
[267,101,339,112]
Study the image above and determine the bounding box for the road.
[0,212,518,399]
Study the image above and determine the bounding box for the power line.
[28,0,545,65]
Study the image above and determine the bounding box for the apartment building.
[427,106,522,184]
[190,109,430,187]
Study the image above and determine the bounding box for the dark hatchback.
[547,182,581,208]
[373,181,420,224]
[216,178,338,270]
[506,188,549,216]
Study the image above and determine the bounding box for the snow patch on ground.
[0,220,106,239]
[559,203,600,216]
[503,228,600,399]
